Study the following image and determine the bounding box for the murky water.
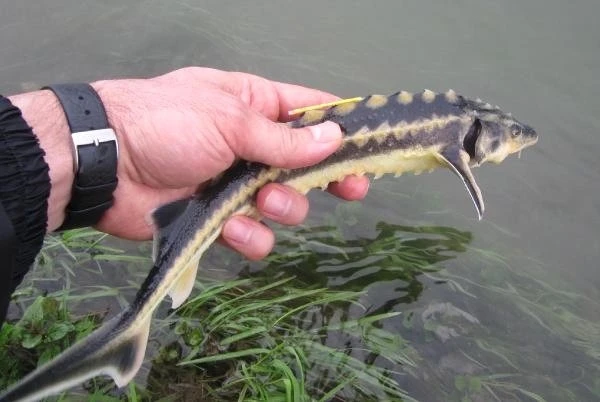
[2,1,599,400]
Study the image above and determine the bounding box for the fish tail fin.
[0,309,151,401]
[106,313,152,387]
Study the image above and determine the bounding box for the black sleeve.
[0,95,51,325]
[0,201,17,325]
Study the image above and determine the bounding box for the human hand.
[87,67,369,259]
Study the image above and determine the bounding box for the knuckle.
[213,98,252,148]
[231,72,279,118]
[202,129,236,169]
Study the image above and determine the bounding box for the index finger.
[157,68,339,122]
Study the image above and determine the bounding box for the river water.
[1,1,599,401]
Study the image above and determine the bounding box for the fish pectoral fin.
[151,198,191,262]
[0,311,152,401]
[438,147,485,220]
[168,256,200,309]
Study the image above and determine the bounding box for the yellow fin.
[168,257,200,309]
[288,97,364,115]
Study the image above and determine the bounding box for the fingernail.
[309,121,342,143]
[223,219,253,245]
[263,187,292,218]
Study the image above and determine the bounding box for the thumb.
[222,113,343,169]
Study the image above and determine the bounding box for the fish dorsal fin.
[438,147,485,220]
[0,310,152,401]
[152,198,191,229]
[168,256,200,309]
[151,198,191,262]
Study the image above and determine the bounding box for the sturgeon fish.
[0,90,538,401]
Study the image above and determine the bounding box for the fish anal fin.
[167,228,222,310]
[438,147,485,219]
[168,257,200,309]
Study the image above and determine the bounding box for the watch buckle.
[70,128,119,172]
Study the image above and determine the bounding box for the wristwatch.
[44,83,119,230]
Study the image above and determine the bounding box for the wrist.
[42,83,120,230]
[90,79,141,184]
[8,90,74,232]
[90,80,120,132]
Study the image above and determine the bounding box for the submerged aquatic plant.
[1,197,598,401]
[3,223,438,400]
[170,277,419,401]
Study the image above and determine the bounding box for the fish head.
[461,98,539,166]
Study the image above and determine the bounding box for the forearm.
[8,90,73,232]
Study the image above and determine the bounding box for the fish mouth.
[530,135,539,145]
[511,134,538,155]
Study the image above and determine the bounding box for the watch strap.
[44,83,109,132]
[43,83,118,230]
